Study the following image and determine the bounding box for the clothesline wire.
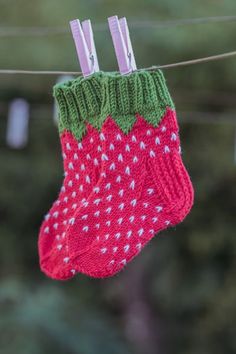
[0,50,235,75]
[146,50,236,70]
[0,16,236,37]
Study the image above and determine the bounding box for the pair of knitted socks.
[38,70,194,280]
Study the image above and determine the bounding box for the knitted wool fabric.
[38,74,105,279]
[52,70,194,279]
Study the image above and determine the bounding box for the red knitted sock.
[39,70,194,280]
[64,108,193,278]
[38,75,104,279]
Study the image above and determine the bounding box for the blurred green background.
[0,1,236,353]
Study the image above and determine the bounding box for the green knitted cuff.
[53,70,175,141]
[54,73,104,140]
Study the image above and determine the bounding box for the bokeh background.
[0,1,236,354]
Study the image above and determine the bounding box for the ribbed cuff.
[54,73,104,140]
[53,70,175,141]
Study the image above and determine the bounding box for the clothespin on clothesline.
[69,16,136,76]
[70,19,99,77]
[108,15,137,75]
[6,98,29,149]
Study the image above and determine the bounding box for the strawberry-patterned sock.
[58,70,194,278]
[38,74,104,279]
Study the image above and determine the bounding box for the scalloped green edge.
[54,70,175,141]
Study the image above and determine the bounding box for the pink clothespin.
[108,16,137,75]
[70,19,99,77]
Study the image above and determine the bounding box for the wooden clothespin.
[70,19,99,77]
[108,15,137,75]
